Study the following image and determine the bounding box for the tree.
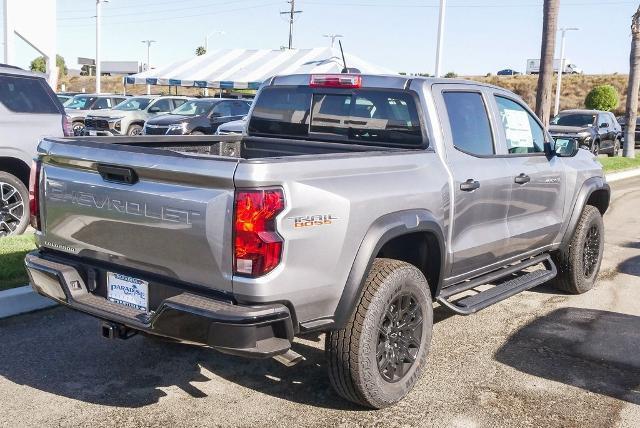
[195,46,207,56]
[624,5,640,158]
[444,72,458,78]
[585,85,619,111]
[535,0,560,127]
[30,54,68,77]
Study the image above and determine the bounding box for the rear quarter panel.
[233,151,449,324]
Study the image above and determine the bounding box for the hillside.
[59,73,630,115]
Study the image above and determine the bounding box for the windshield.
[114,97,151,111]
[248,87,424,147]
[65,95,94,110]
[551,113,595,127]
[171,100,215,116]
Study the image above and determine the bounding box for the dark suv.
[549,109,622,156]
[143,98,251,135]
[616,115,640,148]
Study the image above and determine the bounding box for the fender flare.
[560,176,610,248]
[332,209,445,330]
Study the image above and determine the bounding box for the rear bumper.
[25,251,294,358]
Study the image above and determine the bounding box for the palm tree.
[535,0,560,127]
[195,46,207,56]
[624,5,640,158]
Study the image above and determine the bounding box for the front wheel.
[591,141,600,156]
[550,205,604,294]
[0,172,29,237]
[72,121,85,136]
[127,124,144,136]
[326,259,433,409]
[607,139,621,157]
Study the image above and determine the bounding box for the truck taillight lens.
[234,188,285,277]
[62,115,73,136]
[29,160,42,231]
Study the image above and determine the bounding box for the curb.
[0,285,58,319]
[605,168,640,183]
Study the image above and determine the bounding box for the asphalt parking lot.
[0,178,639,428]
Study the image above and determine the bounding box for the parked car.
[549,109,622,156]
[56,94,74,105]
[497,69,520,76]
[143,98,251,135]
[27,74,609,409]
[84,95,190,136]
[65,94,129,135]
[0,64,72,237]
[215,117,247,135]
[616,115,640,148]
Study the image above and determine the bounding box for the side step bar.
[437,254,557,315]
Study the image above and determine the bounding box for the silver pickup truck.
[25,74,609,409]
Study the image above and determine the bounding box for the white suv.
[0,64,71,237]
[84,95,190,136]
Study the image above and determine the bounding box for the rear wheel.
[607,138,621,157]
[0,172,29,237]
[550,205,604,294]
[127,124,143,136]
[326,259,433,409]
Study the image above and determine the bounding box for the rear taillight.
[310,74,362,88]
[62,115,73,136]
[29,160,42,230]
[233,188,285,277]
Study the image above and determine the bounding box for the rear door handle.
[460,179,480,192]
[514,173,531,185]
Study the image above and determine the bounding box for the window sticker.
[502,108,533,148]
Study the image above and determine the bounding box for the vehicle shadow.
[618,255,640,276]
[495,307,640,404]
[0,307,361,410]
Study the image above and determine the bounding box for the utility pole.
[323,34,343,48]
[434,0,446,77]
[553,27,579,117]
[95,0,108,93]
[280,0,302,49]
[142,40,156,95]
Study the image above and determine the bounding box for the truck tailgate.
[38,139,238,293]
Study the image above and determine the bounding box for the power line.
[302,0,635,7]
[280,0,302,49]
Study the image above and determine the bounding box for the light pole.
[204,30,225,52]
[554,27,579,117]
[434,0,446,77]
[142,40,156,95]
[95,0,108,93]
[323,34,343,48]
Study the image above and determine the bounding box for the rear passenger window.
[0,74,60,114]
[442,92,494,156]
[495,96,545,154]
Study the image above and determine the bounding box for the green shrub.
[444,72,458,78]
[585,85,619,111]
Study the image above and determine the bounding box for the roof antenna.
[339,40,348,73]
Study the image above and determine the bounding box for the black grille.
[144,126,168,135]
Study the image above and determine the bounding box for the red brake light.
[62,115,73,136]
[29,160,42,230]
[234,188,285,277]
[309,74,362,88]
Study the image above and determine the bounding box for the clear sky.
[2,0,639,76]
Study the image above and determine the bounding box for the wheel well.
[376,232,441,297]
[0,157,30,187]
[587,189,609,215]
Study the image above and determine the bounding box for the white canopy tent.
[124,47,396,90]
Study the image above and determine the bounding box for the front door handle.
[460,179,480,192]
[514,173,531,185]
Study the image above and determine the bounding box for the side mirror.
[600,122,609,129]
[148,106,161,113]
[554,137,579,157]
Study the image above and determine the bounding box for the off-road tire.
[326,258,433,409]
[127,124,144,136]
[550,205,604,294]
[0,172,29,237]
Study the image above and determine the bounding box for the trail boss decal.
[290,214,338,228]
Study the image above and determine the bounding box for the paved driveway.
[0,179,639,427]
